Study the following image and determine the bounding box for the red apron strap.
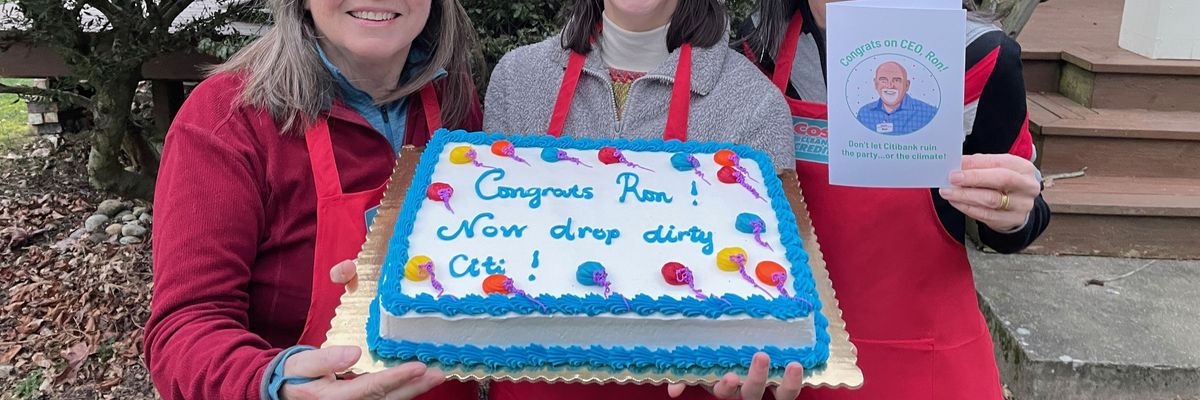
[419,82,443,133]
[965,46,1001,105]
[663,43,693,142]
[304,117,343,198]
[548,51,587,138]
[772,11,806,93]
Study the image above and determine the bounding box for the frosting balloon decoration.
[756,261,812,307]
[717,167,768,203]
[404,255,447,298]
[540,147,593,167]
[483,274,547,312]
[735,213,773,251]
[576,261,631,310]
[448,146,497,169]
[670,152,711,185]
[713,149,759,183]
[425,182,455,213]
[491,140,531,166]
[661,262,731,305]
[716,247,774,298]
[598,146,654,172]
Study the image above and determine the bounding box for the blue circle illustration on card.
[845,53,942,136]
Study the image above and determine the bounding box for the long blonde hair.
[212,0,477,134]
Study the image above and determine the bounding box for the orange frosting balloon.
[755,261,786,285]
[491,140,512,156]
[483,274,510,294]
[714,149,737,167]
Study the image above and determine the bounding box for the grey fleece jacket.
[484,34,795,170]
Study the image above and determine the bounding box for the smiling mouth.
[348,11,400,21]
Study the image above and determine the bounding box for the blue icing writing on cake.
[370,129,830,375]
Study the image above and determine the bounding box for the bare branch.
[0,83,93,108]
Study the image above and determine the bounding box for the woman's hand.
[939,154,1041,232]
[280,346,444,400]
[330,260,359,292]
[666,352,805,400]
[273,260,442,399]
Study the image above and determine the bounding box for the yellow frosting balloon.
[716,247,747,272]
[449,146,474,164]
[405,256,433,281]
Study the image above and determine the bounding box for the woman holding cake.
[732,0,1050,398]
[143,0,482,398]
[478,0,806,399]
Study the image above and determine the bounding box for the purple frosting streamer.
[734,173,768,203]
[557,150,593,168]
[503,278,547,312]
[675,267,731,306]
[465,149,497,169]
[502,147,532,166]
[687,155,712,185]
[731,254,774,299]
[772,272,813,308]
[591,270,631,311]
[728,154,760,183]
[751,221,774,252]
[436,188,455,213]
[612,149,654,172]
[418,262,446,298]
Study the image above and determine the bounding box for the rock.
[138,213,152,225]
[69,227,87,240]
[121,223,147,238]
[0,364,11,379]
[116,210,134,222]
[84,214,110,232]
[1016,327,1031,336]
[85,232,108,244]
[105,223,123,236]
[119,236,143,245]
[96,199,125,217]
[133,206,149,216]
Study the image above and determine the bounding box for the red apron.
[297,84,478,398]
[490,44,728,400]
[748,12,1003,400]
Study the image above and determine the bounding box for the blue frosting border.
[368,299,832,372]
[370,129,831,371]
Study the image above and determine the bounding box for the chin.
[345,42,412,62]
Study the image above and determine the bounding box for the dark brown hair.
[561,0,729,53]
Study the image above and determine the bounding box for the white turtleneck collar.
[598,12,671,73]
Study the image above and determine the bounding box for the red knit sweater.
[144,73,481,400]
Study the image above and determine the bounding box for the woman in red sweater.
[143,0,482,399]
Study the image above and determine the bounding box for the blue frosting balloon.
[540,147,562,163]
[670,152,695,172]
[735,213,766,234]
[576,261,606,286]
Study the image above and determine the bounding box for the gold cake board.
[326,146,863,389]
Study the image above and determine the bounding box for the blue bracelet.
[267,346,321,400]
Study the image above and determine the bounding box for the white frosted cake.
[368,130,830,376]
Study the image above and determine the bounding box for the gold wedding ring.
[998,193,1011,211]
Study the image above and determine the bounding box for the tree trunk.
[87,70,157,201]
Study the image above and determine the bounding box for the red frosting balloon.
[426,182,453,201]
[598,146,622,165]
[714,149,737,167]
[483,274,510,295]
[491,140,513,156]
[755,261,787,285]
[716,166,739,184]
[661,262,688,286]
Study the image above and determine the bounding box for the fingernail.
[940,187,956,196]
[950,171,965,183]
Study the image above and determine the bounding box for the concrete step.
[1017,0,1200,112]
[970,248,1200,400]
[1029,176,1200,259]
[1028,93,1200,179]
